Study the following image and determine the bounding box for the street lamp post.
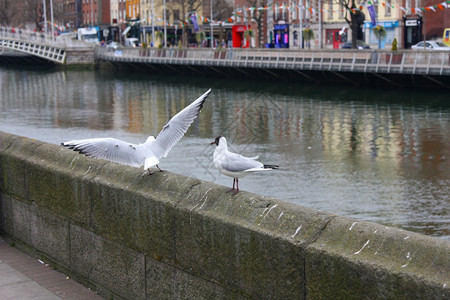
[299,0,303,49]
[163,0,167,47]
[42,0,47,34]
[210,0,213,48]
[50,0,54,40]
[91,0,94,27]
[151,0,155,47]
[318,0,322,48]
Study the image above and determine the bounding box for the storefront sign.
[364,20,399,28]
[405,20,418,26]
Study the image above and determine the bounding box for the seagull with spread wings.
[62,89,211,174]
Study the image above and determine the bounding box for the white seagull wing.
[62,138,145,167]
[153,88,211,159]
[222,152,264,173]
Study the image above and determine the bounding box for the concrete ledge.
[0,131,449,299]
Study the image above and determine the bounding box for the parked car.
[106,41,120,50]
[411,41,450,50]
[341,40,370,49]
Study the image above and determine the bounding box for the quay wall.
[0,131,449,299]
[65,47,95,65]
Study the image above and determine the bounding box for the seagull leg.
[147,169,154,176]
[227,178,236,193]
[233,178,239,194]
[156,165,164,172]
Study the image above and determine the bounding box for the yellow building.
[127,0,140,20]
[140,0,206,47]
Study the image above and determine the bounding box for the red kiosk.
[232,25,250,48]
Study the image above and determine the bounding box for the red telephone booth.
[232,25,250,48]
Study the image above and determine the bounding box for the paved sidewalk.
[0,237,103,299]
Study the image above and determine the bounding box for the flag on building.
[190,14,199,32]
[367,5,377,26]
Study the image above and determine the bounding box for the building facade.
[14,0,449,49]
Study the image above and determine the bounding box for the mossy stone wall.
[0,131,449,299]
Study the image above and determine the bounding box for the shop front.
[403,16,423,49]
[365,20,399,49]
[325,28,348,49]
[232,25,250,48]
[273,24,289,48]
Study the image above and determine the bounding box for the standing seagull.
[62,89,211,174]
[211,136,279,194]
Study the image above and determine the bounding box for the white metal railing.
[2,24,450,76]
[0,26,97,64]
[0,26,89,48]
[96,47,450,76]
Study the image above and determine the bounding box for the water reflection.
[0,67,448,239]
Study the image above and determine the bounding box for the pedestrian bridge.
[0,27,94,64]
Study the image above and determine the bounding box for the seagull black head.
[210,136,222,146]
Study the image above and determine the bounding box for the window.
[292,1,297,20]
[282,2,287,20]
[328,0,333,19]
[165,9,170,22]
[339,4,345,18]
[406,0,411,14]
[306,0,310,19]
[243,5,247,23]
[173,10,180,21]
[385,0,391,16]
[275,2,279,20]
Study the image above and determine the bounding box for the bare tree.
[163,0,206,47]
[240,0,266,47]
[211,0,233,46]
[0,0,18,27]
[335,0,365,49]
[212,0,234,21]
[13,0,45,31]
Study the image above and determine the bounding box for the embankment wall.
[0,131,448,299]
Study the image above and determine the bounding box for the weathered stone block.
[70,225,145,299]
[174,183,333,299]
[89,164,202,262]
[10,198,70,265]
[0,133,48,199]
[30,206,70,266]
[146,257,243,299]
[11,199,32,245]
[306,217,450,299]
[0,193,13,235]
[26,143,104,226]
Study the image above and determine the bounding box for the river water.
[0,66,449,240]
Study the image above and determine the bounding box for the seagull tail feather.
[263,164,279,170]
[144,156,160,170]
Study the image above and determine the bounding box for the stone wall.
[0,131,448,299]
[65,48,95,65]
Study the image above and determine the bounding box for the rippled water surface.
[0,66,449,239]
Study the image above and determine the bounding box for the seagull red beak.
[210,141,215,145]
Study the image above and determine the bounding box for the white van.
[77,28,99,44]
[124,38,139,47]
